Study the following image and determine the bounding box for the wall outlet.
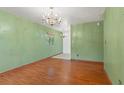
[118,80,122,85]
[76,54,79,57]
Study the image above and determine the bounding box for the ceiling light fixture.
[41,7,62,26]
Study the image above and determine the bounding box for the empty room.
[0,7,123,85]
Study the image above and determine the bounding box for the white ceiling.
[0,7,105,32]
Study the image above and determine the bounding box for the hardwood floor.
[0,58,111,85]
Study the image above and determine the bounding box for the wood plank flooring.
[0,58,111,85]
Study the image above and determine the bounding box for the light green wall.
[0,10,63,73]
[71,21,103,62]
[104,8,124,84]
